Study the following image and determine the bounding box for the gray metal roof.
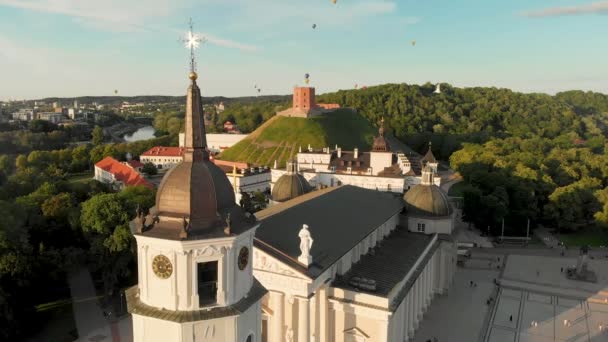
[254,185,404,279]
[332,229,434,300]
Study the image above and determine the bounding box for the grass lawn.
[66,172,94,184]
[559,229,608,247]
[219,109,375,166]
[26,299,78,342]
[448,181,469,197]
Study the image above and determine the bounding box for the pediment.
[252,248,309,280]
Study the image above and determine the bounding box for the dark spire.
[183,74,209,162]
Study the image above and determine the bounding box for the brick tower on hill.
[277,86,339,118]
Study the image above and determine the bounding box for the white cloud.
[0,0,259,51]
[521,1,608,17]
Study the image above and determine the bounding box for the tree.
[142,162,158,176]
[80,193,133,295]
[92,125,104,145]
[28,119,57,133]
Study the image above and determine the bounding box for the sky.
[0,0,607,100]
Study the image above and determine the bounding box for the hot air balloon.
[257,88,261,93]
[304,73,310,85]
[332,0,337,3]
[411,40,416,46]
[114,89,118,94]
[312,24,317,29]
[354,84,358,89]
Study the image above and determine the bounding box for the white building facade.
[179,132,248,153]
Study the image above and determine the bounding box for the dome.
[404,185,452,218]
[271,160,312,202]
[403,165,452,218]
[156,160,236,229]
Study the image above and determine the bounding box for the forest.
[317,85,608,237]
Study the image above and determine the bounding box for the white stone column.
[310,294,317,341]
[271,292,284,342]
[286,296,295,340]
[415,280,421,324]
[319,286,328,342]
[408,291,415,337]
[404,294,411,341]
[298,297,310,342]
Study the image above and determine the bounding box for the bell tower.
[127,20,265,342]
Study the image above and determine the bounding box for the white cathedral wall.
[369,152,393,176]
[135,227,257,312]
[406,217,453,235]
[132,314,184,342]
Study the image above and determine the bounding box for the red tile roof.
[141,146,185,157]
[95,157,153,189]
[126,160,144,168]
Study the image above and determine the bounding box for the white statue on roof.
[298,224,314,266]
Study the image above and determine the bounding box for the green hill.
[217,109,376,167]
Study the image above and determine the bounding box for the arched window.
[245,333,254,342]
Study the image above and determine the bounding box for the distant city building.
[140,146,185,170]
[94,156,152,190]
[37,112,65,124]
[125,159,144,172]
[277,87,340,118]
[223,121,241,133]
[120,102,145,112]
[12,109,35,121]
[215,101,225,113]
[67,108,77,119]
[178,132,248,153]
[214,160,271,203]
[52,102,59,109]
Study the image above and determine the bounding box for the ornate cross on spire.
[180,18,206,74]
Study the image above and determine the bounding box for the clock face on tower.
[238,247,249,270]
[152,254,173,279]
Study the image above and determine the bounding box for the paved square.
[483,255,608,342]
[412,266,500,342]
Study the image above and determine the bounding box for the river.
[122,125,156,142]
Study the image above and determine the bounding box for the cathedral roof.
[255,185,404,279]
[332,228,438,308]
[140,73,255,240]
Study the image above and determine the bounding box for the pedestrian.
[470,280,473,287]
[536,270,540,276]
[560,267,563,272]
[509,315,513,322]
